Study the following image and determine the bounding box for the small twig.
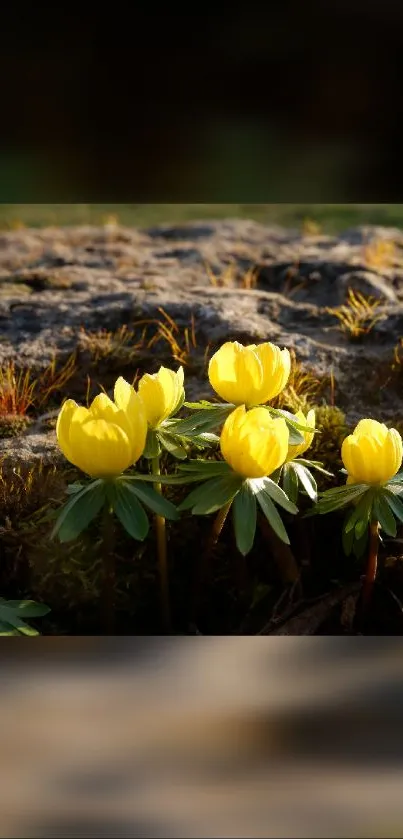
[258,582,361,635]
[101,503,116,634]
[258,515,300,584]
[152,455,171,633]
[189,500,232,625]
[361,520,379,613]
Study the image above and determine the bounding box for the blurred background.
[1,203,403,231]
[1,1,403,202]
[1,637,403,838]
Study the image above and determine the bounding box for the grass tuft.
[326,287,383,340]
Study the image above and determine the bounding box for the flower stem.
[152,455,171,633]
[362,519,379,612]
[102,502,115,634]
[190,500,232,626]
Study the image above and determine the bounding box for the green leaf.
[383,489,403,524]
[120,480,179,520]
[172,404,234,436]
[373,493,397,537]
[388,470,403,484]
[52,480,106,543]
[178,459,232,477]
[292,463,318,502]
[269,466,282,484]
[319,482,368,498]
[3,600,50,618]
[51,483,93,539]
[342,513,355,556]
[195,432,220,444]
[313,484,368,515]
[385,482,403,497]
[251,476,298,514]
[0,624,20,636]
[282,463,299,505]
[65,482,86,495]
[142,428,161,459]
[352,525,369,559]
[112,482,149,540]
[126,471,205,485]
[157,431,187,460]
[0,599,48,636]
[179,474,243,515]
[255,489,290,544]
[183,400,230,410]
[177,431,219,449]
[267,407,316,441]
[287,426,305,446]
[232,483,257,556]
[296,459,334,477]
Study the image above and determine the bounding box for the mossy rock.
[0,281,33,297]
[0,414,31,438]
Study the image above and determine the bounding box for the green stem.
[190,500,232,626]
[102,502,115,634]
[152,455,171,632]
[362,519,379,612]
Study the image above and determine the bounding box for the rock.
[1,220,403,466]
[0,431,62,467]
[337,270,397,303]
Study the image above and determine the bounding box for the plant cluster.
[45,338,403,632]
[327,288,383,339]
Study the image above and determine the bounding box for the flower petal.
[69,418,133,477]
[220,406,288,478]
[56,399,80,466]
[114,377,148,462]
[209,342,262,406]
[254,344,291,402]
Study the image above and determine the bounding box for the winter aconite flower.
[208,341,291,407]
[286,409,316,461]
[341,419,403,486]
[220,405,289,479]
[56,377,147,477]
[137,366,185,429]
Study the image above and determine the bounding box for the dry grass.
[80,309,209,373]
[101,213,119,227]
[271,349,323,413]
[301,218,322,236]
[326,287,383,339]
[36,353,77,408]
[362,238,396,270]
[0,361,36,416]
[0,354,77,418]
[79,324,146,365]
[206,260,258,290]
[145,308,209,369]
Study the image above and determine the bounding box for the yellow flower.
[137,365,184,428]
[56,377,147,478]
[208,340,291,407]
[286,409,315,461]
[341,418,403,486]
[220,405,289,479]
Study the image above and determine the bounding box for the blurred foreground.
[1,638,403,838]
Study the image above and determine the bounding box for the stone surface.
[1,220,403,465]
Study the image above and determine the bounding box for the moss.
[0,281,33,296]
[309,404,349,486]
[271,350,324,414]
[0,414,31,438]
